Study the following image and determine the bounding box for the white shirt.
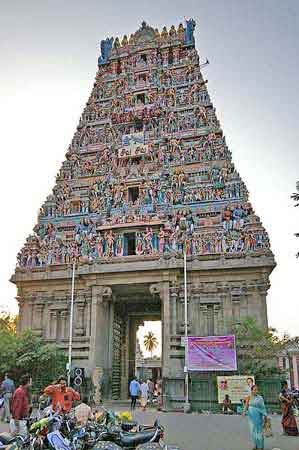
[140,383,149,398]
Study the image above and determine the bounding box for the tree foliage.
[233,317,294,377]
[143,331,158,357]
[291,180,299,257]
[0,312,67,393]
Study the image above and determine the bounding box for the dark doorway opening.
[124,233,136,256]
[136,93,146,105]
[140,54,147,63]
[128,186,139,203]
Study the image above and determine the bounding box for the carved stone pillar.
[169,283,179,335]
[16,296,25,332]
[75,302,85,336]
[150,282,171,377]
[89,286,112,369]
[33,303,44,336]
[60,311,68,340]
[86,299,91,337]
[50,310,58,340]
[200,304,208,335]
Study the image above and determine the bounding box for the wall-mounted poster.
[217,375,255,404]
[119,132,148,157]
[187,335,237,371]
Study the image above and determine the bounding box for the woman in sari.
[279,381,298,436]
[243,385,267,450]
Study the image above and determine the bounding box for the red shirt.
[11,386,29,420]
[44,385,80,413]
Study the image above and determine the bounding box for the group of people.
[129,377,161,411]
[221,380,299,450]
[0,374,80,437]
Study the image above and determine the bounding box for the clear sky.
[0,0,298,336]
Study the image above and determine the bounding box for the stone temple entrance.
[109,283,161,400]
[12,20,276,410]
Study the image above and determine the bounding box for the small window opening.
[139,73,147,82]
[117,59,122,74]
[128,186,139,203]
[140,54,147,63]
[168,49,174,65]
[134,118,143,132]
[136,93,146,105]
[125,233,136,256]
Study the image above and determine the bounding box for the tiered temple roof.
[16,19,273,270]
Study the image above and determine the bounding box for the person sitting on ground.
[44,376,80,413]
[222,394,233,414]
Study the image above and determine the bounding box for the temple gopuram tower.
[12,19,275,404]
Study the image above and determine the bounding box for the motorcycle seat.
[119,430,157,447]
[121,421,138,432]
[0,433,15,445]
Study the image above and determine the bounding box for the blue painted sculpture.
[184,18,196,45]
[98,37,114,65]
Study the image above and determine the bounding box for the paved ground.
[1,411,298,450]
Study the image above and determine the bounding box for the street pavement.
[1,411,298,450]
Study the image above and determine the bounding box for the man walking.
[129,376,140,410]
[1,373,15,423]
[44,376,80,413]
[10,374,31,437]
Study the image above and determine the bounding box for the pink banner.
[187,335,237,371]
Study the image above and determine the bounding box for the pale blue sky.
[0,1,298,335]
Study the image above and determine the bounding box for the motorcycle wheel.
[92,442,122,450]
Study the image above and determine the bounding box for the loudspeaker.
[73,367,85,386]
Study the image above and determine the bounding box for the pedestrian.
[222,394,233,414]
[279,381,298,436]
[129,376,140,410]
[1,373,15,423]
[10,374,31,437]
[74,402,93,426]
[44,376,80,413]
[147,379,154,406]
[243,384,268,450]
[140,380,149,411]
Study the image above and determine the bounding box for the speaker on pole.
[73,367,85,387]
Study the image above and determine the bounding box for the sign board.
[217,375,255,404]
[186,335,237,372]
[119,132,148,157]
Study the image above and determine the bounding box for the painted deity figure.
[144,227,153,255]
[136,233,144,255]
[158,227,165,254]
[105,230,115,257]
[116,235,124,256]
[98,37,114,65]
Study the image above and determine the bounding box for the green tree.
[233,317,292,377]
[0,312,67,393]
[143,331,158,358]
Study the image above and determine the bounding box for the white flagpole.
[67,261,76,386]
